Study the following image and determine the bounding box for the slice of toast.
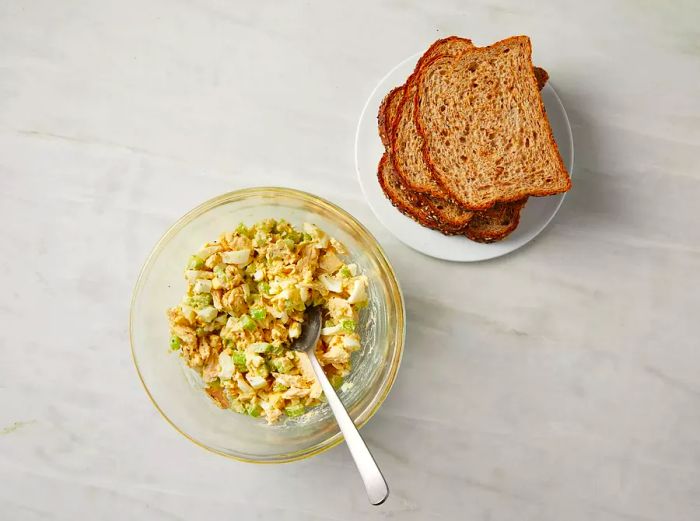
[378,149,525,241]
[390,39,548,201]
[466,198,527,243]
[424,195,473,228]
[379,84,474,228]
[415,36,571,210]
[388,38,548,228]
[378,149,525,240]
[390,38,475,199]
[378,86,404,148]
[377,153,464,235]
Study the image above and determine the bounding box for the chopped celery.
[240,314,256,331]
[247,404,262,417]
[251,363,269,378]
[339,266,352,278]
[235,222,253,238]
[285,404,305,417]
[286,230,302,243]
[169,335,181,351]
[273,383,289,392]
[250,307,266,321]
[232,351,247,372]
[284,296,304,312]
[259,219,275,233]
[229,399,245,414]
[329,374,344,390]
[187,255,205,270]
[302,232,313,242]
[283,238,295,250]
[341,319,356,332]
[270,357,293,373]
[195,327,206,337]
[258,281,270,295]
[250,342,273,354]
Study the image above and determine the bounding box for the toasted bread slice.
[389,37,548,227]
[534,67,549,91]
[377,153,464,235]
[379,84,475,228]
[378,86,403,148]
[466,198,527,243]
[391,38,475,199]
[424,195,473,228]
[415,36,571,210]
[378,149,525,241]
[378,150,525,241]
[413,64,546,230]
[390,39,548,200]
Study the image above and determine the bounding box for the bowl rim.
[129,187,405,463]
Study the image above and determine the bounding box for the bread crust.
[414,36,571,210]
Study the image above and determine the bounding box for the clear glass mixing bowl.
[130,188,405,463]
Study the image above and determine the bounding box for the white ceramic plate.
[354,53,574,262]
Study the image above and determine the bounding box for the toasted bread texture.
[391,38,475,199]
[378,86,403,148]
[424,195,473,228]
[378,149,526,241]
[379,81,474,229]
[466,198,527,243]
[415,36,571,210]
[377,153,464,235]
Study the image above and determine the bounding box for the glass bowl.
[130,187,405,463]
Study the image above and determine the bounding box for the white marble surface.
[1,1,699,519]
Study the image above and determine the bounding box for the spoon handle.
[309,352,389,505]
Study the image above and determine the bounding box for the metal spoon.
[291,306,389,505]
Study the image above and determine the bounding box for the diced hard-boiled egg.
[268,307,288,322]
[245,374,268,390]
[193,279,212,294]
[319,274,342,293]
[321,324,343,336]
[221,249,251,265]
[185,269,213,282]
[197,245,221,260]
[236,374,254,395]
[288,321,302,339]
[218,351,235,380]
[343,336,361,350]
[179,304,197,322]
[196,306,218,322]
[347,277,367,304]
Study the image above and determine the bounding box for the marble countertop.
[1,1,699,519]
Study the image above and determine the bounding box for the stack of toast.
[377,36,571,243]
